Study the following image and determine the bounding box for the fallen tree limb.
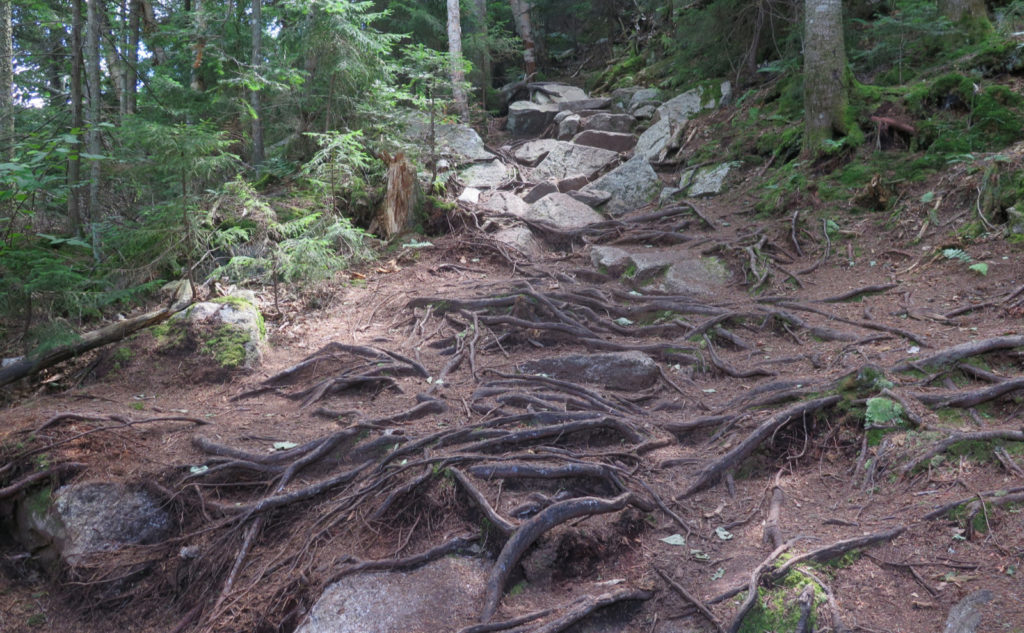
[769,526,907,581]
[921,485,1024,520]
[0,282,193,389]
[727,540,793,633]
[0,462,87,499]
[910,377,1024,409]
[480,492,641,623]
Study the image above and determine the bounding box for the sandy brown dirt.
[2,147,1024,633]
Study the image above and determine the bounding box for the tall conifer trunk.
[250,0,264,166]
[802,0,848,156]
[68,0,84,233]
[447,0,469,121]
[0,0,12,157]
[86,0,102,249]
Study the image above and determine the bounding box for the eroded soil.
[2,135,1024,633]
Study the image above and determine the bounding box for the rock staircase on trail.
[8,80,1024,633]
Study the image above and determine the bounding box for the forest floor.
[2,109,1024,633]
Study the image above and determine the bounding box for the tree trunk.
[938,0,986,22]
[86,0,102,248]
[126,0,140,114]
[190,0,205,92]
[68,0,84,234]
[0,0,12,156]
[99,5,125,117]
[379,152,418,239]
[250,0,264,166]
[802,0,848,156]
[447,0,469,121]
[509,0,536,78]
[469,0,491,109]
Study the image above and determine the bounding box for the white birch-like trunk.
[447,0,469,121]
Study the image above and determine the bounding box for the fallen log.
[0,281,193,389]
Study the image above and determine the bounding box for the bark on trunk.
[0,0,13,156]
[470,0,491,108]
[802,0,848,156]
[68,0,84,233]
[509,0,536,78]
[250,0,264,166]
[447,0,469,121]
[86,0,102,234]
[938,0,989,24]
[379,152,418,239]
[126,0,140,114]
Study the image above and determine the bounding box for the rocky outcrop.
[677,161,740,197]
[580,155,663,216]
[591,245,731,296]
[524,193,605,229]
[529,142,620,182]
[635,82,732,160]
[296,557,489,633]
[460,159,512,189]
[17,482,172,567]
[518,351,659,390]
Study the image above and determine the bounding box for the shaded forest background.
[2,0,1024,362]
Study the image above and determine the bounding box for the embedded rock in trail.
[529,142,620,182]
[493,224,545,257]
[507,101,563,137]
[580,155,662,216]
[296,556,488,633]
[401,114,493,165]
[523,181,559,204]
[513,138,563,166]
[480,190,529,218]
[572,130,637,153]
[580,113,636,134]
[524,193,605,229]
[632,104,657,120]
[635,82,732,160]
[943,590,993,633]
[518,351,659,390]
[628,88,662,113]
[557,113,582,140]
[173,293,266,369]
[677,161,740,197]
[460,159,511,189]
[530,82,590,105]
[591,245,731,296]
[17,482,172,566]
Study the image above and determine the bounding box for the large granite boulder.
[17,482,172,567]
[591,245,731,296]
[572,130,637,153]
[167,292,266,370]
[678,162,741,197]
[635,82,732,160]
[480,190,530,218]
[524,193,604,229]
[513,139,563,166]
[460,159,512,189]
[518,351,659,390]
[530,142,620,182]
[296,557,489,633]
[581,113,637,134]
[580,155,662,216]
[507,101,562,137]
[401,114,493,165]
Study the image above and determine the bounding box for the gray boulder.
[507,101,561,137]
[679,162,740,197]
[530,142,619,182]
[531,82,590,105]
[18,482,172,566]
[513,139,563,166]
[523,181,559,204]
[568,188,612,207]
[519,351,659,391]
[572,130,637,153]
[557,114,582,140]
[401,114,493,165]
[480,190,529,218]
[635,82,732,160]
[460,159,511,189]
[632,104,657,120]
[628,88,662,112]
[580,155,662,216]
[525,193,604,229]
[591,245,730,296]
[493,225,545,257]
[173,293,266,369]
[581,113,637,133]
[609,87,642,113]
[296,556,489,633]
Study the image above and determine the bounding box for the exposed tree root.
[480,492,647,623]
[900,429,1024,476]
[656,566,725,633]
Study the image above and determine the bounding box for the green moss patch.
[201,324,253,369]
